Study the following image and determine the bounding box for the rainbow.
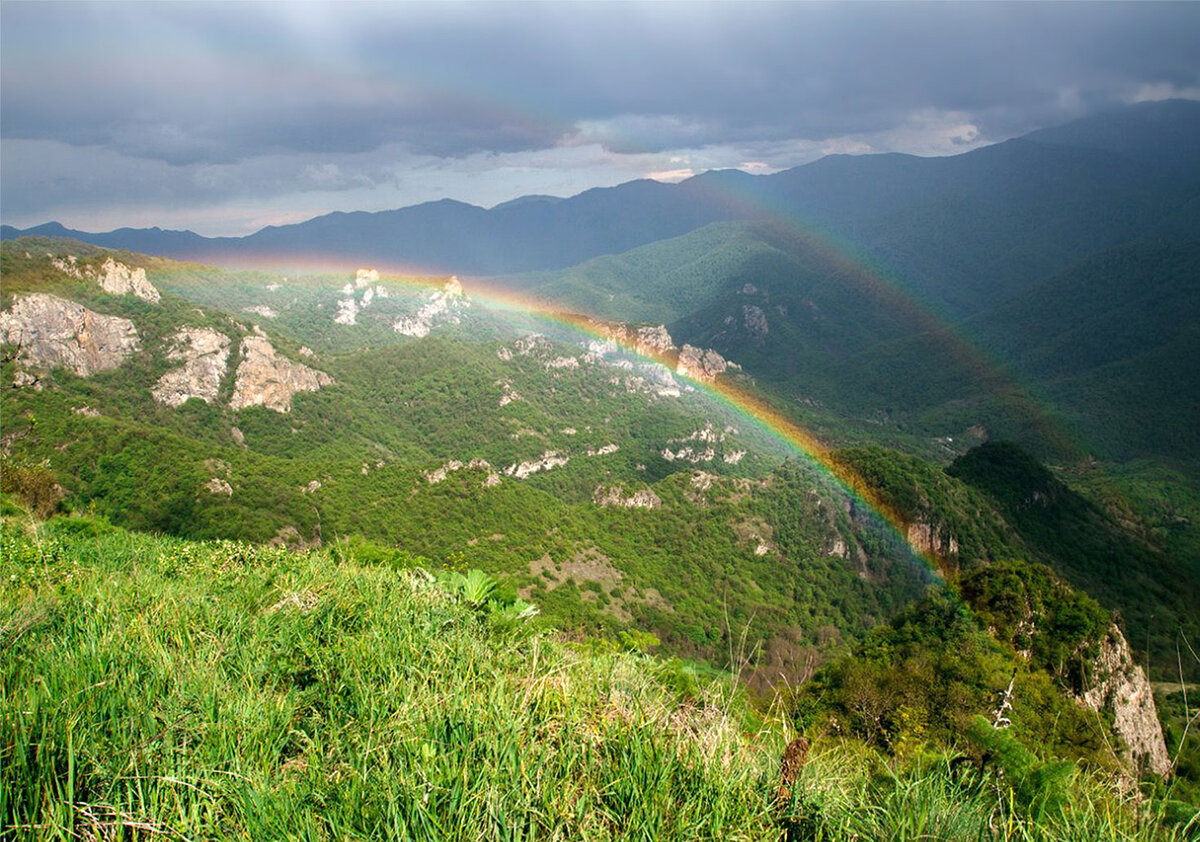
[318,268,950,580]
[187,181,1084,583]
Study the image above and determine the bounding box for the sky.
[2,1,1199,237]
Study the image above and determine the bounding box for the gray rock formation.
[229,335,333,413]
[743,304,769,337]
[205,477,233,496]
[1078,626,1172,777]
[53,255,161,302]
[676,344,728,382]
[504,451,569,479]
[634,325,675,356]
[590,321,676,358]
[0,293,140,384]
[96,258,160,302]
[152,327,231,407]
[393,276,469,337]
[593,485,662,509]
[905,521,960,557]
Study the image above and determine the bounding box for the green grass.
[3,517,1196,840]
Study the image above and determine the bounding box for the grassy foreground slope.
[2,513,1195,840]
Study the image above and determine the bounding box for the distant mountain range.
[6,100,1198,314]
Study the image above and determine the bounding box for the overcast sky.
[3,2,1198,236]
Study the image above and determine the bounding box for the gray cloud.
[2,2,1198,232]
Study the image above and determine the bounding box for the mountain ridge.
[6,100,1197,285]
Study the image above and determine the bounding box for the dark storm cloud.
[4,2,1198,163]
[2,2,1198,234]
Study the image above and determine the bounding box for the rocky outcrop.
[1,293,140,384]
[229,335,333,413]
[333,269,389,325]
[905,521,960,557]
[424,458,493,485]
[496,379,522,407]
[662,446,716,463]
[593,322,676,357]
[243,305,278,319]
[671,423,729,445]
[1078,626,1171,777]
[152,327,231,407]
[504,451,569,479]
[593,485,661,509]
[52,255,160,302]
[205,477,233,496]
[544,355,580,370]
[334,297,358,325]
[96,258,160,302]
[393,276,469,337]
[676,344,728,382]
[743,304,769,337]
[634,325,675,356]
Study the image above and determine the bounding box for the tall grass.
[2,517,1194,839]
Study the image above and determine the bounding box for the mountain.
[1022,98,1200,180]
[4,238,1197,681]
[6,101,1197,314]
[4,229,1199,829]
[510,212,1200,465]
[0,239,938,673]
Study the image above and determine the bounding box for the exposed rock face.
[594,485,661,509]
[504,451,569,479]
[205,477,233,496]
[334,297,358,325]
[96,258,160,302]
[743,304,769,337]
[229,335,333,412]
[590,322,676,357]
[635,325,675,356]
[1,293,140,383]
[152,327,231,407]
[243,305,278,319]
[676,344,728,382]
[671,423,726,444]
[393,276,469,337]
[662,446,716,463]
[512,334,552,357]
[52,255,160,302]
[905,521,960,557]
[544,355,580,370]
[496,379,522,407]
[1078,626,1171,777]
[424,458,495,486]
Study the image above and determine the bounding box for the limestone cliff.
[393,276,469,337]
[1078,626,1171,777]
[1,293,140,385]
[904,520,960,557]
[52,255,160,302]
[593,485,661,509]
[96,258,160,302]
[229,335,333,412]
[152,327,232,407]
[676,344,728,382]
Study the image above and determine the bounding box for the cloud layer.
[3,2,1198,234]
